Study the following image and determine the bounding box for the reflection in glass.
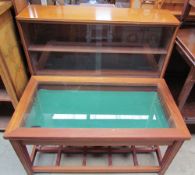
[24,88,170,128]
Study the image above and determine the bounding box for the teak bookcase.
[15,5,179,78]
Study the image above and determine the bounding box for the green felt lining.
[24,89,170,128]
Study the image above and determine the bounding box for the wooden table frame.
[4,76,190,175]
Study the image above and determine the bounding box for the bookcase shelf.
[36,69,158,77]
[28,43,168,55]
[0,76,14,131]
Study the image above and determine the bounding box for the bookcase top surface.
[17,5,180,25]
[0,1,12,16]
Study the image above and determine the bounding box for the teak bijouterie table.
[4,76,190,175]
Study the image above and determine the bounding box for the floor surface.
[0,132,194,175]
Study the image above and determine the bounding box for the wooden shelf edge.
[171,11,195,17]
[28,44,167,55]
[0,89,11,102]
[37,69,159,77]
[182,102,195,124]
[0,115,11,131]
[184,117,195,124]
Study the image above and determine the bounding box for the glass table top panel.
[24,87,171,129]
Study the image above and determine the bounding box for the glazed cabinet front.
[20,22,176,77]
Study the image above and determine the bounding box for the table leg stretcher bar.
[30,145,163,173]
